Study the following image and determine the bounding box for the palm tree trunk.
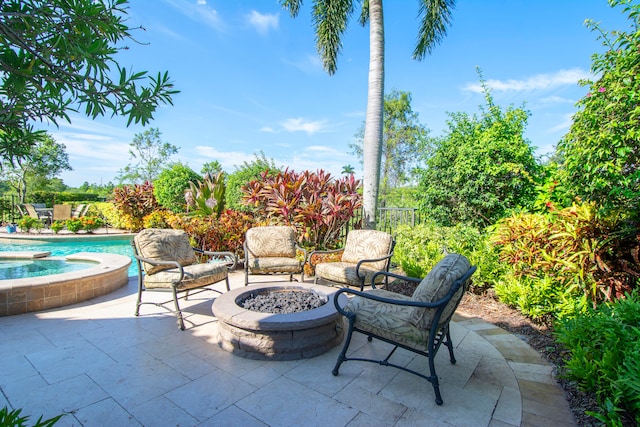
[362,0,384,229]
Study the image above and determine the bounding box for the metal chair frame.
[332,266,476,405]
[131,241,236,330]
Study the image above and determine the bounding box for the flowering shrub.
[17,216,42,233]
[241,169,362,249]
[66,218,83,233]
[51,220,65,234]
[80,216,104,233]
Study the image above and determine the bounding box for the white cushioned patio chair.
[332,253,476,405]
[309,229,395,291]
[243,225,307,286]
[132,228,237,330]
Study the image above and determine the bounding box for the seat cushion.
[341,230,393,271]
[135,228,197,275]
[246,256,302,274]
[345,289,428,349]
[410,254,471,329]
[315,262,383,287]
[246,226,297,259]
[143,262,228,290]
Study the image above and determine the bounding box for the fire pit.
[212,283,347,360]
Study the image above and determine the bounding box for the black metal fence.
[337,207,421,245]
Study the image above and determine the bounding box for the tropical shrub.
[226,152,281,211]
[166,209,253,257]
[111,181,159,231]
[185,171,226,217]
[92,202,130,230]
[0,406,62,427]
[242,169,362,249]
[392,221,503,292]
[153,163,200,213]
[556,291,640,426]
[557,1,640,221]
[488,202,640,324]
[142,209,172,229]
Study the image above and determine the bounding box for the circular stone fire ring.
[212,283,347,361]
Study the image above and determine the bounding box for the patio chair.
[71,204,87,218]
[309,229,395,291]
[243,225,307,286]
[131,228,237,330]
[332,253,476,405]
[52,204,72,221]
[22,203,51,225]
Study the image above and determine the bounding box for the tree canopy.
[117,128,178,184]
[557,0,640,220]
[351,89,430,205]
[417,75,540,227]
[0,0,178,161]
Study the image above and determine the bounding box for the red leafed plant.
[241,169,362,249]
[112,181,159,231]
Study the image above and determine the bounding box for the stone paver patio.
[0,271,576,426]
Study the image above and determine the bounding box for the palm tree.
[341,164,355,174]
[281,0,454,228]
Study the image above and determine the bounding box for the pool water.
[0,259,95,280]
[0,239,138,277]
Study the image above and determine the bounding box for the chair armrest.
[354,252,395,278]
[334,265,477,316]
[131,253,184,282]
[369,270,421,289]
[194,248,237,270]
[308,247,344,267]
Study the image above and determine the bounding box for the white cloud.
[246,10,279,35]
[539,95,576,105]
[194,146,254,170]
[463,68,591,93]
[260,126,275,133]
[162,0,224,32]
[281,118,328,135]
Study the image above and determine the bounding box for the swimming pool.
[0,237,137,276]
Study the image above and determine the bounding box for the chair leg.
[428,351,444,405]
[445,330,457,364]
[172,287,185,330]
[332,317,355,376]
[134,278,144,316]
[224,276,230,291]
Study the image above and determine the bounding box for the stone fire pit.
[212,282,347,360]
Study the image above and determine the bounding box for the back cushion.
[134,228,197,275]
[342,230,393,270]
[410,254,471,328]
[246,226,296,259]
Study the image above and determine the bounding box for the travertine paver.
[0,269,577,426]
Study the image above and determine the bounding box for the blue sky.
[46,0,633,187]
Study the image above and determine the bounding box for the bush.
[166,209,253,257]
[112,182,159,231]
[17,216,42,233]
[242,169,362,250]
[392,221,503,292]
[153,163,201,213]
[490,203,639,320]
[556,291,640,425]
